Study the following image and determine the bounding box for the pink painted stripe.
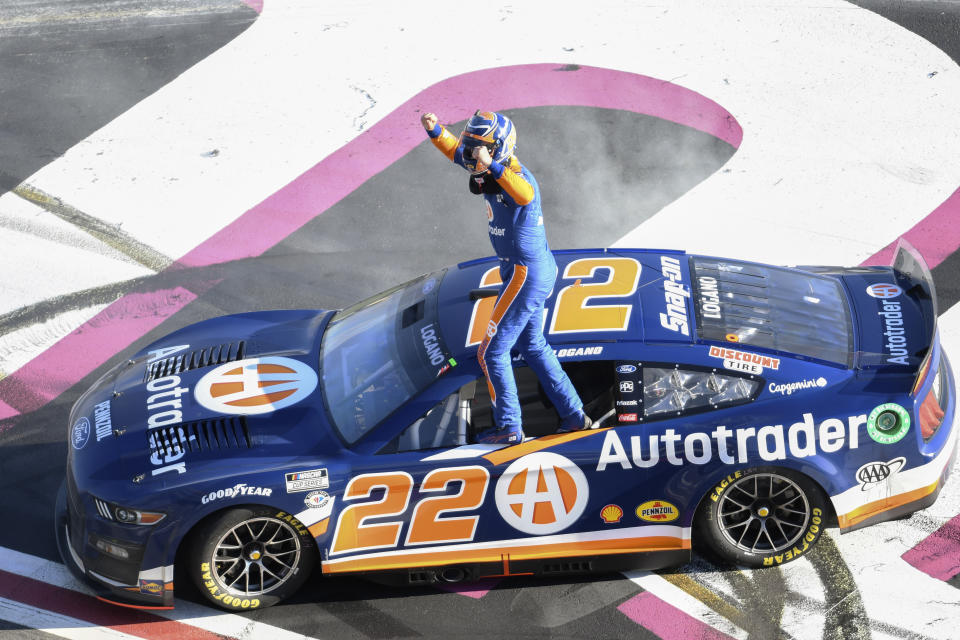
[0,568,228,640]
[861,186,960,270]
[434,578,500,599]
[178,63,742,268]
[901,513,960,581]
[242,0,263,13]
[0,288,197,421]
[618,591,735,640]
[0,64,738,422]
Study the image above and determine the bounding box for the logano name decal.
[419,324,445,366]
[659,256,690,336]
[698,276,722,320]
[597,412,866,470]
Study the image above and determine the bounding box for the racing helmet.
[459,110,516,173]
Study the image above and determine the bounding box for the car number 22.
[466,257,641,346]
[330,467,490,555]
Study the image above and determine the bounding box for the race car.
[56,240,956,611]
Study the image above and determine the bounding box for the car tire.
[187,506,317,610]
[696,467,828,568]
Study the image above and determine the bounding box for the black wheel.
[697,468,828,568]
[188,506,316,610]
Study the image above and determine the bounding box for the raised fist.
[420,112,438,131]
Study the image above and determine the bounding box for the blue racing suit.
[427,124,583,429]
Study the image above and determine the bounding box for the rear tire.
[188,506,316,610]
[697,468,827,568]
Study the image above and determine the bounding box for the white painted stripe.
[0,546,322,640]
[421,443,507,461]
[0,192,153,318]
[0,596,141,640]
[323,525,690,567]
[622,570,749,640]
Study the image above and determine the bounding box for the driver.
[419,110,591,444]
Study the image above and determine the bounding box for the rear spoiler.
[891,238,938,330]
[891,240,939,393]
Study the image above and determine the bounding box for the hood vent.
[148,417,252,459]
[143,342,246,383]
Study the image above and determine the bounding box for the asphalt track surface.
[0,1,959,639]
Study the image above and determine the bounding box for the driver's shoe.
[557,410,593,433]
[477,424,524,444]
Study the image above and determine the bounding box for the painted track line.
[0,596,143,640]
[0,546,322,640]
[622,571,747,640]
[901,513,960,582]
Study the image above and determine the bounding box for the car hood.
[68,309,338,494]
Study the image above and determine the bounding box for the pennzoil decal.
[194,357,318,415]
[636,500,679,522]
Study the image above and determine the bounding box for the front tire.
[697,468,827,568]
[188,506,316,610]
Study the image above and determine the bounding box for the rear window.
[692,257,852,366]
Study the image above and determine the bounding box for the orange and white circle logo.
[194,357,318,415]
[866,283,903,299]
[495,452,588,535]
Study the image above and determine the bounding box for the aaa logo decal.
[495,452,588,535]
[194,357,318,415]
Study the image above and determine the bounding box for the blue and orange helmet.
[459,110,517,173]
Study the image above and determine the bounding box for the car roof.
[436,248,694,358]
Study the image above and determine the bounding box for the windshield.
[692,257,852,366]
[319,270,453,444]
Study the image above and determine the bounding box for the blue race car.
[56,241,956,611]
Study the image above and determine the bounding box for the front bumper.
[55,479,175,609]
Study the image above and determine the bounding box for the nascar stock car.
[56,241,956,611]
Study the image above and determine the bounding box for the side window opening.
[383,381,476,454]
[383,362,617,452]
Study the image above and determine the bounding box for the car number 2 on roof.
[466,257,641,346]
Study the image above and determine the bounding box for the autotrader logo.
[866,283,903,299]
[194,357,318,415]
[495,452,588,535]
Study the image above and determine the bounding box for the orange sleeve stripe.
[477,265,528,405]
[430,127,459,162]
[494,163,535,205]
